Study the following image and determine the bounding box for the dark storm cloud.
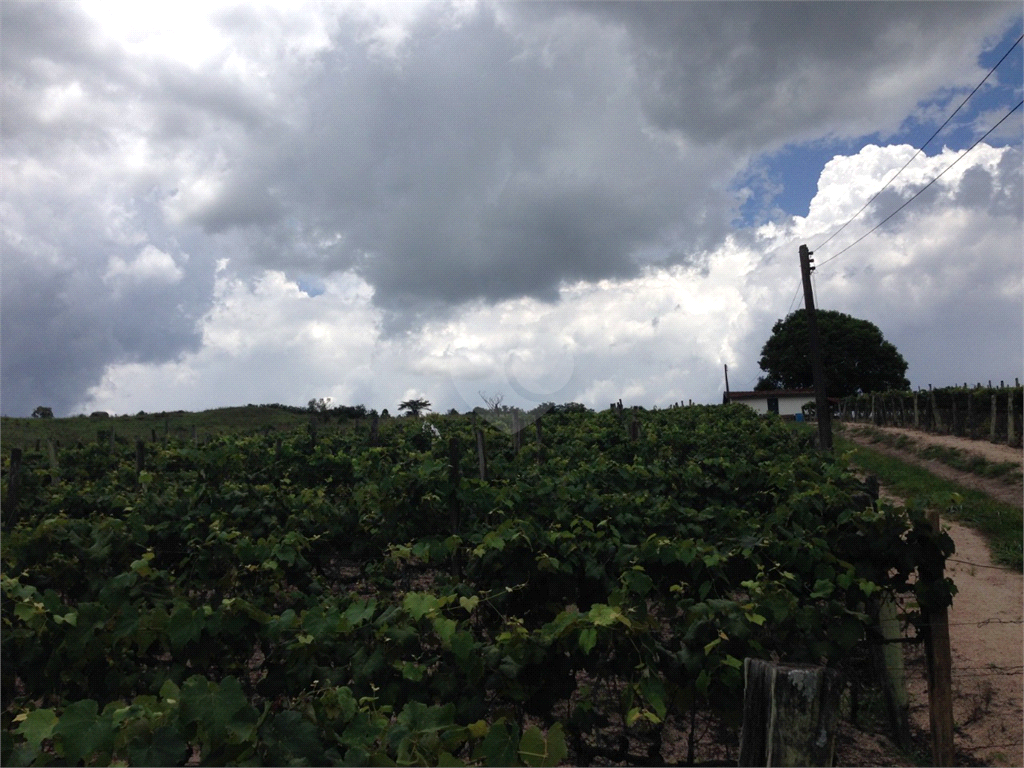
[174,2,1020,317]
[180,4,739,315]
[578,1,1021,150]
[2,1,1020,415]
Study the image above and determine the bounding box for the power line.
[785,278,802,315]
[816,99,1023,270]
[813,32,1023,253]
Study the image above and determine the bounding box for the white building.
[725,389,816,419]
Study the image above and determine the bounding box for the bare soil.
[841,426,1023,766]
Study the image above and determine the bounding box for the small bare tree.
[479,391,505,411]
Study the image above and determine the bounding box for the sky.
[2,1,1022,418]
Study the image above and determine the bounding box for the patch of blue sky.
[733,19,1022,227]
[297,275,326,297]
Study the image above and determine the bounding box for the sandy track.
[842,424,1023,509]
[839,425,1023,766]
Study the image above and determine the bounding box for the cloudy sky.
[2,1,1021,417]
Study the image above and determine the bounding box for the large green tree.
[755,310,910,397]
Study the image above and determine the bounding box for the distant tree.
[32,406,53,419]
[307,397,332,414]
[332,404,369,420]
[554,402,590,414]
[755,310,910,398]
[398,398,431,417]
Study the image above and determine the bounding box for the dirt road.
[841,425,1023,766]
[842,423,1023,509]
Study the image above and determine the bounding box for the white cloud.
[104,245,184,285]
[6,3,1021,417]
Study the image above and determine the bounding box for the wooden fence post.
[448,437,462,578]
[512,411,522,455]
[46,439,59,485]
[4,448,23,528]
[922,509,954,766]
[913,391,920,429]
[475,427,487,482]
[1008,391,1017,448]
[135,440,145,486]
[738,659,843,767]
[990,393,998,443]
[875,595,912,750]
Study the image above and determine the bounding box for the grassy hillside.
[0,405,315,454]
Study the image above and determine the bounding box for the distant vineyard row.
[2,405,951,766]
[838,384,1023,445]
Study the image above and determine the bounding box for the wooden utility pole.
[799,245,832,450]
[724,364,731,399]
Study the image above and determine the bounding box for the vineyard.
[839,384,1024,447]
[1,405,953,766]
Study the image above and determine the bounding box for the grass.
[0,405,314,453]
[835,434,1023,572]
[846,424,1022,484]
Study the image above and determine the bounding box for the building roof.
[726,389,816,400]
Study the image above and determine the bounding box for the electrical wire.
[813,32,1023,253]
[815,99,1023,270]
[785,278,802,315]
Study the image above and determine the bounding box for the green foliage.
[756,310,909,397]
[836,433,1023,571]
[2,405,950,765]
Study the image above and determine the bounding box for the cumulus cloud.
[2,1,1020,416]
[104,245,184,285]
[75,141,1021,416]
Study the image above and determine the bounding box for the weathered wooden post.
[135,440,145,486]
[46,439,60,485]
[448,437,462,578]
[738,659,843,767]
[1008,390,1017,448]
[921,509,954,767]
[475,426,487,482]
[990,393,998,443]
[512,411,522,455]
[4,448,23,528]
[913,391,920,429]
[874,595,912,750]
